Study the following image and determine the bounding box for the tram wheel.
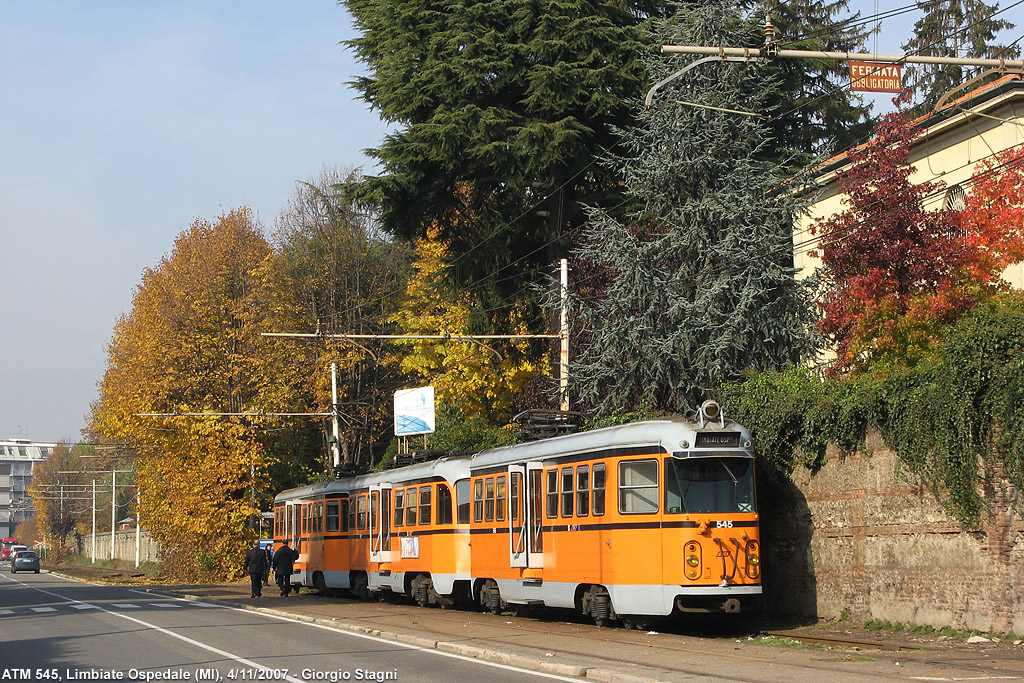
[351,572,370,601]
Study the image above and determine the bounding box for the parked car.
[11,550,39,574]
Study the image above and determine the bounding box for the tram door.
[288,501,301,551]
[509,463,544,568]
[369,484,392,563]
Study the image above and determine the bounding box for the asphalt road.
[0,571,578,683]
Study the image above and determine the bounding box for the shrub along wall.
[720,295,1024,633]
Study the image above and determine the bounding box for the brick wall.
[760,428,1024,634]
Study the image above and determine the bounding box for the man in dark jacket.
[243,540,268,598]
[272,540,299,597]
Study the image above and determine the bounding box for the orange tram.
[272,401,761,627]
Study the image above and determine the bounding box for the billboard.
[394,386,435,436]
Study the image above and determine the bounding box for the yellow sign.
[849,61,903,93]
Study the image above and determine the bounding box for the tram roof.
[469,415,752,470]
[274,415,752,503]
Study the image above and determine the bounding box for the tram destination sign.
[849,61,902,93]
[694,432,741,448]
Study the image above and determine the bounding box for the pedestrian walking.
[243,540,268,598]
[272,540,299,597]
[262,543,273,586]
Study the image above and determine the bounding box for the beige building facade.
[793,75,1024,289]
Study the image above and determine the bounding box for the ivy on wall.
[719,293,1024,525]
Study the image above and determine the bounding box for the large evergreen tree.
[568,1,816,413]
[760,0,876,164]
[342,0,674,287]
[902,0,1018,111]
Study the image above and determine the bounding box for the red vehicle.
[1,538,19,561]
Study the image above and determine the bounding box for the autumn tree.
[388,225,547,426]
[958,144,1024,280]
[567,3,816,414]
[27,443,90,557]
[270,168,412,469]
[810,113,1024,373]
[90,208,301,579]
[902,0,1018,111]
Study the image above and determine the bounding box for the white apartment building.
[0,439,54,538]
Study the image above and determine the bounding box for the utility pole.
[91,480,96,563]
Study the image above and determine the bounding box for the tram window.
[419,485,432,525]
[510,473,521,522]
[340,500,350,531]
[593,464,606,516]
[484,477,495,522]
[274,508,283,537]
[301,504,309,534]
[619,459,659,514]
[315,501,324,533]
[664,456,755,514]
[561,467,574,517]
[576,465,590,517]
[393,489,405,527]
[546,469,558,518]
[357,495,367,529]
[369,492,378,532]
[496,475,507,522]
[348,498,356,531]
[473,479,484,522]
[436,484,453,525]
[406,487,418,526]
[457,479,471,524]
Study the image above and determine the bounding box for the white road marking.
[73,603,98,609]
[12,575,582,682]
[8,576,306,683]
[111,603,140,608]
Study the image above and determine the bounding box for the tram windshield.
[664,456,755,514]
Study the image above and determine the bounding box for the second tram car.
[273,401,761,626]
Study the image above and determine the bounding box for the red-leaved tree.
[958,144,1024,282]
[810,106,1010,374]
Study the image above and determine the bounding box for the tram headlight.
[684,541,702,579]
[746,550,760,578]
[700,400,720,420]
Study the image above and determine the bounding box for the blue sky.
[0,2,388,442]
[1,1,1021,442]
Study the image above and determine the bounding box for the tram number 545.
[715,521,733,528]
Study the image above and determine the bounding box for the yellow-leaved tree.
[270,168,411,469]
[389,226,547,425]
[90,208,305,579]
